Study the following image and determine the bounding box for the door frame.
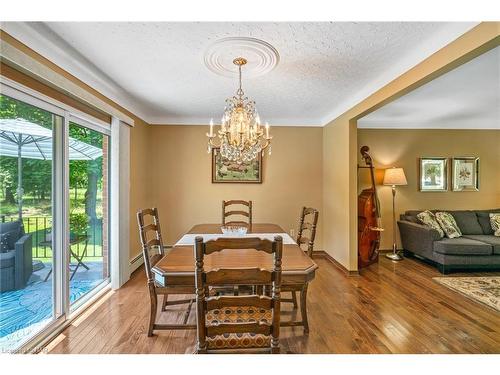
[0,78,122,353]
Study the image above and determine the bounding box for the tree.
[0,95,54,208]
[69,123,103,223]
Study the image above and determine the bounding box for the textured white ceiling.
[2,22,477,125]
[358,46,500,129]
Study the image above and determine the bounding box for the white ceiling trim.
[322,22,479,125]
[0,22,150,123]
[148,118,323,127]
[357,121,500,130]
[1,22,480,127]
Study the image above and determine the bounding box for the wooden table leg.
[300,283,310,334]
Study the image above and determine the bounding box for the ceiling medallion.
[203,37,280,78]
[206,57,272,164]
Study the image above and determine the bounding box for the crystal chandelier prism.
[207,57,272,164]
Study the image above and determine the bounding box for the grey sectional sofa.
[398,209,500,274]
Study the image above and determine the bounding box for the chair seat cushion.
[207,332,271,350]
[462,235,500,255]
[206,306,272,350]
[433,237,492,255]
[206,306,272,324]
[0,250,15,269]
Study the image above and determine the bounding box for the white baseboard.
[129,253,144,275]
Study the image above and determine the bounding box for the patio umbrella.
[0,118,103,220]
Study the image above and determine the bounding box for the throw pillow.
[5,229,19,249]
[0,232,11,252]
[435,212,462,239]
[416,210,444,238]
[490,213,500,236]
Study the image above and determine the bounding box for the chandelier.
[207,57,272,164]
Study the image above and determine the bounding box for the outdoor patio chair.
[0,221,32,292]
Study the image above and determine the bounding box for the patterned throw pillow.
[0,233,11,253]
[490,213,500,236]
[416,210,444,238]
[435,212,462,239]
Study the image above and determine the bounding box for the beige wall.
[136,125,323,258]
[323,23,499,271]
[357,129,500,250]
[129,119,153,258]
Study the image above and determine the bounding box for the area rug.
[433,276,500,312]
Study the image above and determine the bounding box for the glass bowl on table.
[220,225,248,236]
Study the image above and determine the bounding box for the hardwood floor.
[47,256,500,354]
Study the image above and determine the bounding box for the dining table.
[152,223,318,333]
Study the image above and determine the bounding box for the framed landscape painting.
[419,157,448,192]
[212,148,262,183]
[452,157,479,191]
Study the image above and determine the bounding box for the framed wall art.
[419,157,448,192]
[452,157,479,191]
[212,148,263,183]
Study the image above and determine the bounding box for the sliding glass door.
[0,94,60,351]
[68,121,109,310]
[0,88,111,352]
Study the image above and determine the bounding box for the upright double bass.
[358,146,383,268]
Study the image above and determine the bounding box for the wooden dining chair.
[283,206,319,310]
[194,236,283,354]
[297,207,319,258]
[222,200,252,229]
[137,208,195,336]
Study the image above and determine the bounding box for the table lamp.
[383,167,407,261]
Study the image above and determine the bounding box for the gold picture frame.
[211,148,263,183]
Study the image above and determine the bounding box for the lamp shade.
[383,167,407,186]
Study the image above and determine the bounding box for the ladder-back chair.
[283,207,319,312]
[297,207,319,258]
[222,200,252,229]
[194,236,283,354]
[137,208,195,336]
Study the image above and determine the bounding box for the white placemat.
[174,233,296,246]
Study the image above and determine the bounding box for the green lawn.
[1,191,105,262]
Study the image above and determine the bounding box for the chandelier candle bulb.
[265,122,270,138]
[209,119,214,137]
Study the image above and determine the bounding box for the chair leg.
[161,294,168,311]
[148,289,157,337]
[291,291,298,308]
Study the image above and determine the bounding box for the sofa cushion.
[462,235,500,255]
[476,209,500,235]
[449,211,483,235]
[433,237,493,255]
[477,212,494,234]
[402,215,420,224]
[0,250,15,269]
